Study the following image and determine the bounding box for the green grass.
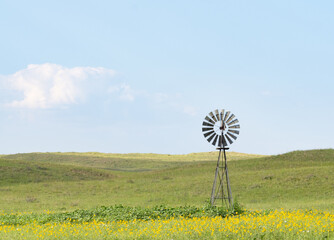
[0,151,264,171]
[0,159,113,186]
[0,149,333,213]
[229,149,334,210]
[0,204,243,225]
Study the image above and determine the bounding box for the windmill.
[202,109,240,208]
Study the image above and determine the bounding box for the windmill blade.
[228,129,239,135]
[202,109,240,148]
[209,112,218,122]
[227,132,237,140]
[215,109,220,121]
[223,111,230,122]
[205,116,215,124]
[220,109,225,122]
[226,114,235,124]
[204,130,215,137]
[225,134,233,144]
[212,134,219,146]
[228,119,239,126]
[221,134,228,146]
[203,121,214,127]
[207,132,217,143]
[202,127,214,132]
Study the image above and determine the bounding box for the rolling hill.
[0,151,264,171]
[0,149,333,213]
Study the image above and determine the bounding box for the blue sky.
[0,0,333,155]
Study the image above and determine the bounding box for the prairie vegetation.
[1,149,333,212]
[0,149,333,239]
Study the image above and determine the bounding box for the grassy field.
[0,149,333,212]
[0,149,333,239]
[0,151,264,171]
[0,151,263,212]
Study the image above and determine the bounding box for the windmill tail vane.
[202,109,240,208]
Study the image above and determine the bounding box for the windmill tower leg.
[210,149,222,205]
[210,147,233,209]
[223,148,233,208]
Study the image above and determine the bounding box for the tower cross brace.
[210,146,233,209]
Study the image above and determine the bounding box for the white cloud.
[0,63,197,116]
[108,84,135,102]
[151,92,197,116]
[2,63,115,109]
[107,86,197,116]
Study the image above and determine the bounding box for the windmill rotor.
[202,109,240,148]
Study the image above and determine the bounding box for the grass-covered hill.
[0,149,333,213]
[230,149,334,210]
[0,158,114,185]
[0,151,264,171]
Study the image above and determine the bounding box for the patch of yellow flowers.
[0,209,333,239]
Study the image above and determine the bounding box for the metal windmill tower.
[202,109,240,209]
